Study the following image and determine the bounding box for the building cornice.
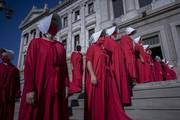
[50,0,77,14]
[117,1,180,29]
[19,5,49,30]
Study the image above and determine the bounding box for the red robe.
[120,35,136,80]
[154,61,163,81]
[69,51,83,95]
[84,37,131,120]
[19,38,69,120]
[169,68,177,80]
[134,43,146,83]
[0,63,20,120]
[144,53,155,83]
[164,64,177,80]
[104,36,131,105]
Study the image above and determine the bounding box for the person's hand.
[141,59,144,63]
[91,75,97,85]
[26,91,35,105]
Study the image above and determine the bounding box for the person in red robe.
[162,59,177,80]
[134,36,146,83]
[85,30,131,120]
[69,45,83,95]
[163,61,172,80]
[120,27,137,84]
[143,46,155,83]
[18,14,69,120]
[168,65,177,80]
[0,50,21,120]
[154,56,163,81]
[105,26,131,105]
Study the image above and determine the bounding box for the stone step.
[124,80,180,120]
[69,107,84,120]
[14,80,180,120]
[126,109,180,120]
[69,80,180,120]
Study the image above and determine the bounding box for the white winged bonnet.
[37,14,61,36]
[106,26,117,36]
[89,30,103,44]
[125,27,136,35]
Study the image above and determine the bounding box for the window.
[31,29,36,39]
[138,0,153,8]
[74,34,80,50]
[63,16,68,28]
[24,34,29,45]
[39,32,42,38]
[142,35,159,45]
[88,28,95,39]
[142,34,162,59]
[112,0,124,18]
[75,10,80,21]
[88,3,94,15]
[176,25,180,41]
[62,39,67,49]
[23,54,26,66]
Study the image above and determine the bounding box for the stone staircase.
[125,80,180,120]
[14,80,180,120]
[68,80,180,120]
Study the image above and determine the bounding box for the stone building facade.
[18,0,180,78]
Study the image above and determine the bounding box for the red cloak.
[0,63,20,120]
[84,37,131,120]
[18,38,69,120]
[169,68,177,80]
[69,51,83,95]
[154,61,163,81]
[120,35,136,80]
[134,43,146,83]
[144,53,155,83]
[164,64,177,80]
[103,36,131,105]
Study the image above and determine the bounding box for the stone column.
[17,34,24,70]
[94,0,101,30]
[170,22,180,79]
[29,31,33,41]
[163,24,177,65]
[67,10,72,58]
[35,29,39,38]
[109,0,114,21]
[80,3,86,54]
[95,0,111,30]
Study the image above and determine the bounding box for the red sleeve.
[24,39,37,92]
[70,52,74,64]
[86,45,94,62]
[121,36,134,62]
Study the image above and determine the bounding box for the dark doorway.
[150,46,163,60]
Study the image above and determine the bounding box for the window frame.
[88,2,94,15]
[74,10,80,21]
[74,34,80,50]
